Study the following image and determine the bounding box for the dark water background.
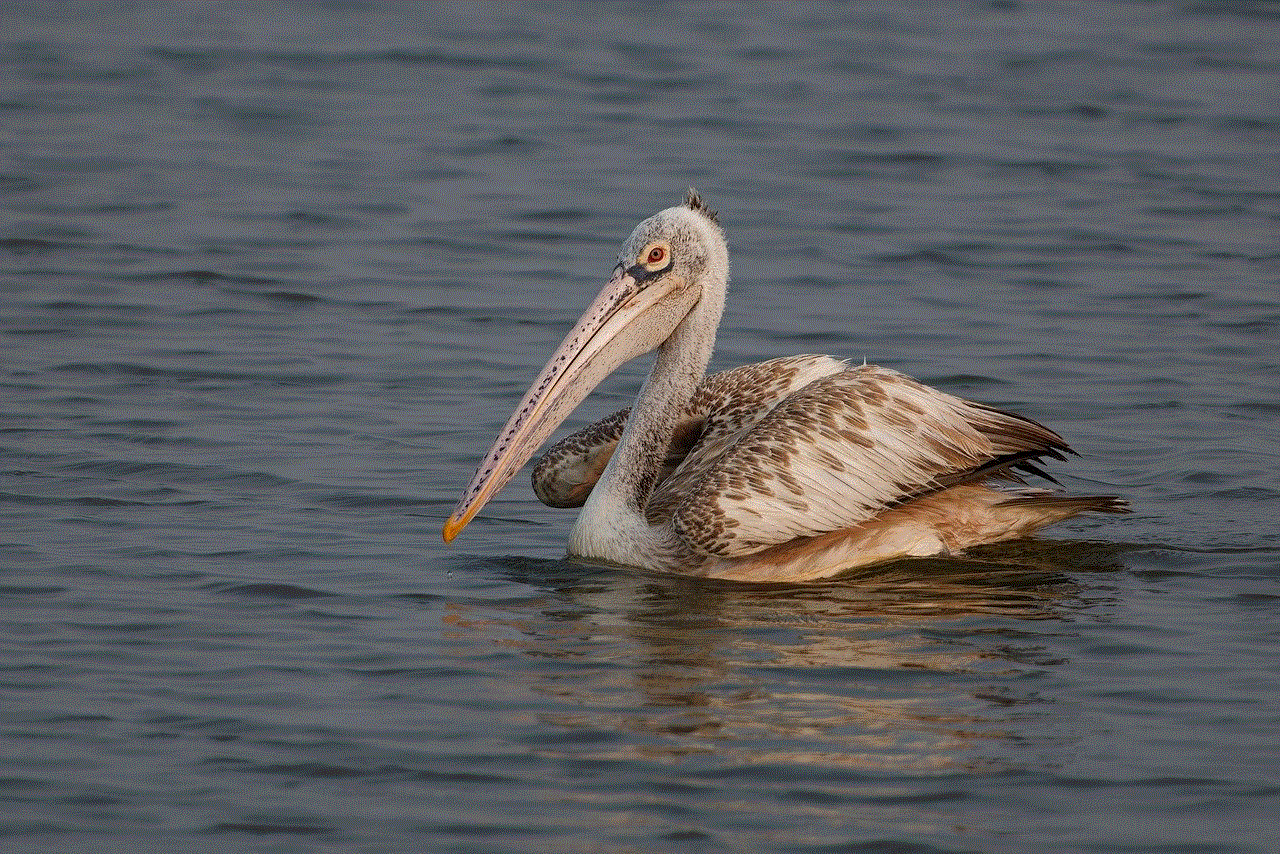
[3,2,1278,852]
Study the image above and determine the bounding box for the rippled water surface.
[3,2,1278,852]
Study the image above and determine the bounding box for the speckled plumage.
[445,192,1128,580]
[532,354,844,512]
[669,364,1079,558]
[534,357,1126,577]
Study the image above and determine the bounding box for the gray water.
[2,2,1278,852]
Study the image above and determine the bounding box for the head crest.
[683,188,718,223]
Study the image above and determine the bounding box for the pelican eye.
[640,243,669,270]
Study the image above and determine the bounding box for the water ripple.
[2,3,1277,853]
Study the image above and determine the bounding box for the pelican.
[443,191,1127,582]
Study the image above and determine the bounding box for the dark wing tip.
[684,188,719,223]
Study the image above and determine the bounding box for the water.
[2,2,1278,851]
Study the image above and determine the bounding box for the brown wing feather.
[532,355,845,511]
[671,365,1078,558]
[531,408,631,508]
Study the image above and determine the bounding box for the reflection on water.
[4,1,1276,849]
[445,542,1126,775]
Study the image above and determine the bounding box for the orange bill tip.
[442,514,466,543]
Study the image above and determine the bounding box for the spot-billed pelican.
[443,191,1127,582]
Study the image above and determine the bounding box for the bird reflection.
[443,540,1127,774]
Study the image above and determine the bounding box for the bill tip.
[442,515,465,543]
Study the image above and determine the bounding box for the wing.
[671,365,1074,558]
[532,355,845,509]
[531,407,631,508]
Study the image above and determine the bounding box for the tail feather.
[996,493,1131,515]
